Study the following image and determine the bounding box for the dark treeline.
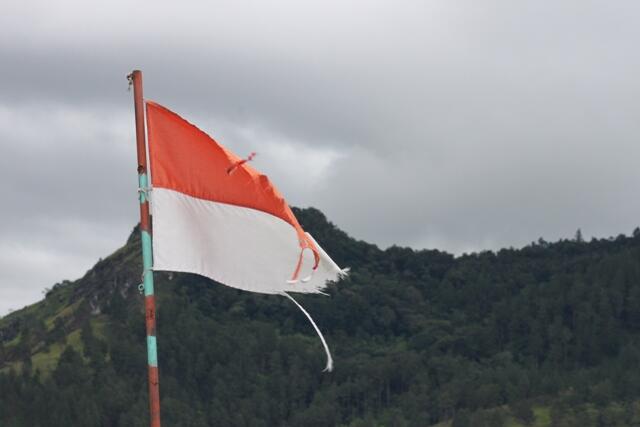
[2,209,640,426]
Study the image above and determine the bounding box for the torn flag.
[145,101,346,370]
[146,101,345,293]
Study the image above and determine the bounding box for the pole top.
[127,70,142,88]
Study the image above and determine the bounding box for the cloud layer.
[2,0,640,314]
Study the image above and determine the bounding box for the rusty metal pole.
[128,69,161,427]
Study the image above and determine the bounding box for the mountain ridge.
[2,208,640,426]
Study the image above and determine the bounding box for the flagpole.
[128,69,161,427]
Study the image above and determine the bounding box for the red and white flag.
[145,101,346,370]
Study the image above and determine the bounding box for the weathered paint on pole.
[129,69,161,427]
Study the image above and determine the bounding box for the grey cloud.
[2,0,640,314]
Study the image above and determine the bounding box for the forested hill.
[2,208,640,426]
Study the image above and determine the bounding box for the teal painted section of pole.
[139,173,149,203]
[147,336,158,367]
[140,229,155,296]
[138,195,158,372]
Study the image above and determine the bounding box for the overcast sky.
[1,0,640,315]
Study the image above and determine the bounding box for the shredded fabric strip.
[281,292,333,372]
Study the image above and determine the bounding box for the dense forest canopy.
[2,208,640,426]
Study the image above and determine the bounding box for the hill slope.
[2,209,640,426]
